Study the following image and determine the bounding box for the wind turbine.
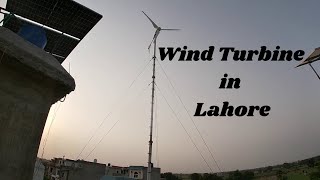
[142,11,179,180]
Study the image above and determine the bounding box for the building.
[106,164,129,177]
[33,158,45,180]
[128,166,160,180]
[43,158,160,180]
[100,175,133,180]
[129,166,144,179]
[0,0,101,178]
[105,164,161,180]
[45,158,106,180]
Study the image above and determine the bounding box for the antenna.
[142,11,179,180]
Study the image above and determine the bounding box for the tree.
[309,171,320,180]
[226,170,254,180]
[276,170,283,179]
[190,173,201,180]
[202,173,222,180]
[242,171,254,179]
[282,162,291,169]
[266,166,273,172]
[310,166,320,180]
[307,158,316,168]
[161,172,180,180]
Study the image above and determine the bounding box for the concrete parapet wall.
[0,27,75,180]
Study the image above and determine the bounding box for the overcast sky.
[2,0,320,174]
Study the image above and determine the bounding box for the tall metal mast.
[147,37,156,180]
[142,11,179,180]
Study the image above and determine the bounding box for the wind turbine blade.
[161,28,180,31]
[148,30,160,50]
[148,44,152,51]
[142,11,159,29]
[148,38,154,50]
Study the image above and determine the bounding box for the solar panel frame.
[5,0,102,39]
[3,16,80,63]
[45,30,80,58]
[2,0,102,63]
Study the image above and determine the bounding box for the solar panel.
[2,0,102,63]
[3,16,80,63]
[5,0,102,39]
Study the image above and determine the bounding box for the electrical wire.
[41,102,61,158]
[75,111,112,160]
[129,58,152,89]
[44,0,59,25]
[309,63,320,80]
[75,59,152,159]
[155,84,214,173]
[84,118,120,160]
[156,59,223,173]
[84,82,152,160]
[34,3,60,174]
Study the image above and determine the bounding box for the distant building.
[44,158,106,180]
[106,164,129,177]
[128,166,160,180]
[43,157,160,180]
[128,166,144,179]
[100,175,133,180]
[33,158,45,180]
[105,164,161,180]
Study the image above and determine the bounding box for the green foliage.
[300,158,316,168]
[190,173,201,180]
[308,159,316,168]
[309,171,320,180]
[226,170,254,180]
[201,173,222,180]
[190,173,222,180]
[276,170,288,180]
[161,172,180,180]
[283,163,291,169]
[286,172,309,180]
[277,170,284,179]
[266,166,273,171]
